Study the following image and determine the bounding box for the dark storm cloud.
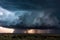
[0,0,60,10]
[0,7,59,28]
[0,0,60,28]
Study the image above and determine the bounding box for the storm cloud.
[0,0,60,28]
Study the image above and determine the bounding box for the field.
[0,34,60,40]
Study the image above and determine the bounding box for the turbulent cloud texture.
[0,0,60,28]
[0,7,59,27]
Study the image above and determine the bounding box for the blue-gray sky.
[0,0,60,28]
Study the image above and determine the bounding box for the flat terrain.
[0,34,60,40]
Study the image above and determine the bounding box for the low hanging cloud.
[0,6,59,28]
[0,7,23,26]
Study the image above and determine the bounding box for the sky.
[0,0,60,29]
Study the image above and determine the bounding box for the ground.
[0,34,60,40]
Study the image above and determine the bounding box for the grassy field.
[0,34,60,40]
